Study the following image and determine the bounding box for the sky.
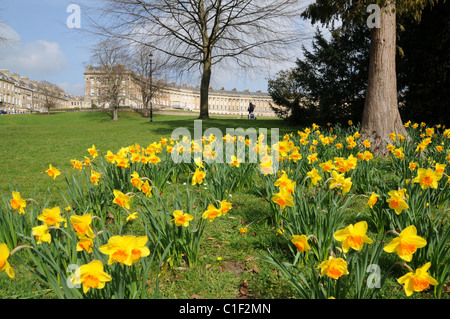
[0,0,329,96]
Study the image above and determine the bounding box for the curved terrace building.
[84,65,278,117]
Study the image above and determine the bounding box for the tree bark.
[198,57,211,120]
[360,0,408,156]
[113,107,118,121]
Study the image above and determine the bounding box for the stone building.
[84,65,279,117]
[0,69,79,114]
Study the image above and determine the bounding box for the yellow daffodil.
[412,168,442,189]
[259,155,274,175]
[202,204,222,222]
[333,221,373,253]
[367,192,380,209]
[141,180,153,198]
[435,163,446,175]
[171,210,194,227]
[383,225,427,262]
[32,223,51,244]
[363,139,371,148]
[307,168,322,186]
[87,145,98,158]
[329,171,352,195]
[409,162,419,171]
[307,153,318,164]
[130,171,143,190]
[318,256,349,280]
[71,159,83,171]
[219,200,232,215]
[192,168,206,185]
[100,235,150,266]
[239,227,248,235]
[289,150,302,163]
[70,213,94,238]
[105,150,116,163]
[0,243,15,278]
[113,190,131,210]
[115,156,130,168]
[76,236,94,253]
[10,191,26,215]
[291,235,311,252]
[274,172,296,190]
[37,207,66,227]
[386,190,409,215]
[45,164,61,180]
[148,154,161,165]
[271,187,294,209]
[126,212,138,222]
[71,260,112,293]
[362,151,373,161]
[90,169,101,186]
[397,262,438,297]
[319,160,335,172]
[229,155,243,167]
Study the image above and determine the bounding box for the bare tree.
[129,45,168,118]
[83,0,306,119]
[36,81,62,115]
[90,39,129,121]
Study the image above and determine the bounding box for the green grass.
[0,111,292,197]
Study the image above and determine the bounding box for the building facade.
[0,69,81,114]
[84,65,279,117]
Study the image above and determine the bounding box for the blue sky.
[0,0,326,96]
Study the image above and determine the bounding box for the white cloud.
[0,23,68,77]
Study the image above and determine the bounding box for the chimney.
[11,73,20,80]
[21,77,30,85]
[0,69,10,77]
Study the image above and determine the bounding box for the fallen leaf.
[190,294,201,299]
[239,286,249,296]
[251,265,260,273]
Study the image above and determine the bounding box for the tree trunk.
[360,0,408,156]
[113,107,118,121]
[198,58,211,120]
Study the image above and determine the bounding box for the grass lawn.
[0,111,292,197]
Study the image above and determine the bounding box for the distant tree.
[129,46,168,118]
[268,69,308,122]
[90,39,129,121]
[268,26,370,125]
[36,81,62,115]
